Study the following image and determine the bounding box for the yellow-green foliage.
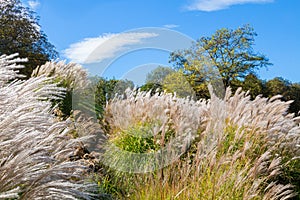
[112,122,161,153]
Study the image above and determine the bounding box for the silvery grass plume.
[104,87,299,199]
[198,87,300,199]
[31,60,106,156]
[31,61,89,90]
[103,89,208,173]
[32,60,94,121]
[0,54,96,199]
[0,53,27,84]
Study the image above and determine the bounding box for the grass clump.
[91,88,300,200]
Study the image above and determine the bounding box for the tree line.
[142,25,300,116]
[1,0,299,116]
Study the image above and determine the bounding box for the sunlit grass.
[95,88,299,199]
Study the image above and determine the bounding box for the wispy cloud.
[63,32,158,64]
[28,0,40,10]
[185,0,274,12]
[163,24,180,29]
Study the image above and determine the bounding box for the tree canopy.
[170,24,271,89]
[265,77,300,115]
[0,0,58,78]
[145,66,175,84]
[141,25,300,115]
[94,77,134,119]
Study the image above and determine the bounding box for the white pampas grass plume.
[0,54,96,199]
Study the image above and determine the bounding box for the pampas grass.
[2,53,298,199]
[31,61,89,90]
[103,89,207,173]
[0,54,96,199]
[99,86,299,199]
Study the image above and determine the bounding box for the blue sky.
[22,0,300,84]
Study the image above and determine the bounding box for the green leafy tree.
[287,83,300,115]
[264,77,300,115]
[241,73,264,99]
[95,77,134,119]
[170,24,271,90]
[163,70,196,98]
[143,67,196,98]
[0,0,58,78]
[140,66,175,95]
[139,82,163,95]
[264,77,291,98]
[145,66,175,84]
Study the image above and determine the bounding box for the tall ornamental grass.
[0,54,96,199]
[3,53,299,200]
[99,86,300,199]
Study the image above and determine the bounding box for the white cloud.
[185,0,273,11]
[28,0,40,10]
[163,24,180,29]
[63,32,158,64]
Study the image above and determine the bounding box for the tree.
[264,77,291,99]
[264,77,300,115]
[170,24,271,89]
[139,82,163,96]
[142,66,175,95]
[94,77,134,119]
[241,73,264,99]
[162,70,196,98]
[146,66,175,84]
[287,83,300,115]
[143,66,196,98]
[0,0,58,78]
